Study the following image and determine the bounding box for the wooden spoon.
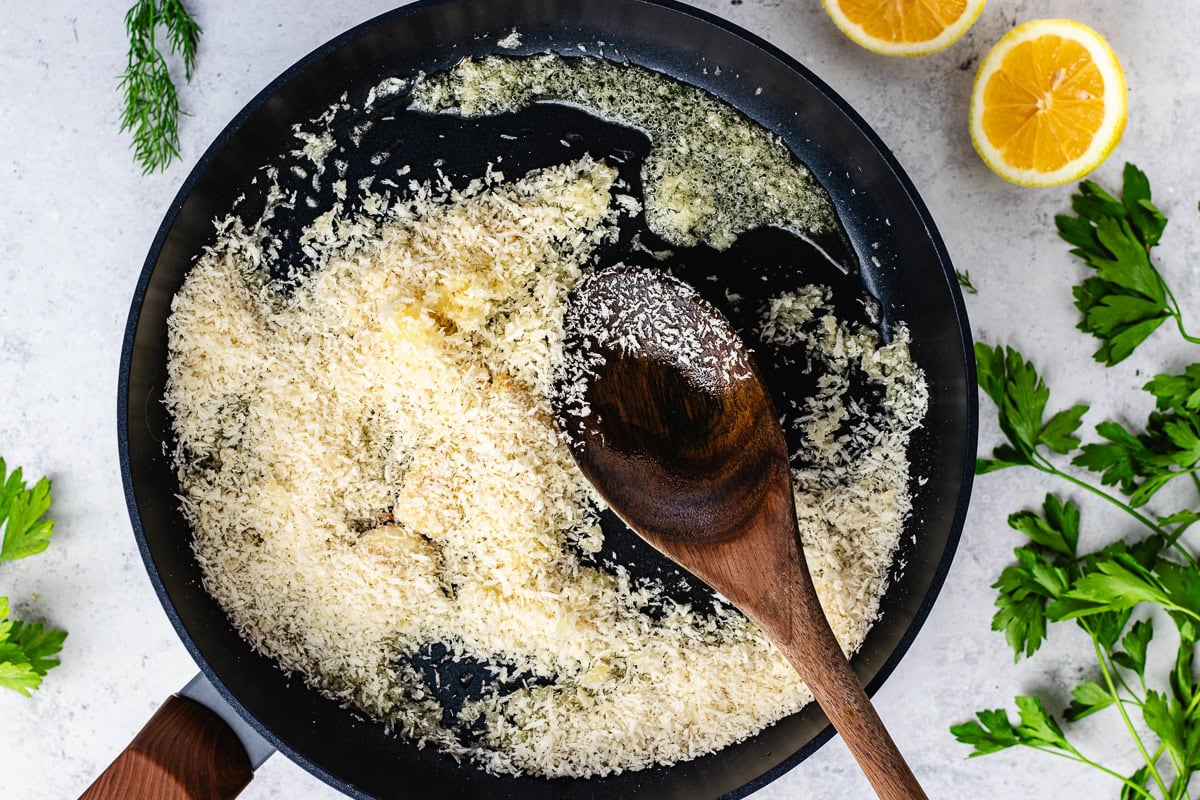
[552,266,927,800]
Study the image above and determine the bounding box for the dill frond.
[118,0,202,174]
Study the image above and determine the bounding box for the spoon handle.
[774,574,928,800]
[651,499,929,798]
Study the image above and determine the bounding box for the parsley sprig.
[118,0,202,174]
[1057,163,1200,365]
[0,458,66,696]
[976,342,1200,518]
[954,167,1200,799]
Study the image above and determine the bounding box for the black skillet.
[107,0,976,797]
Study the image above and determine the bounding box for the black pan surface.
[118,1,977,798]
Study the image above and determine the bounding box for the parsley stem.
[1094,632,1142,701]
[1093,637,1172,798]
[1164,285,1200,346]
[1187,688,1200,720]
[1026,743,1157,799]
[1166,752,1188,799]
[1046,463,1155,532]
[1110,655,1142,702]
[1040,459,1200,570]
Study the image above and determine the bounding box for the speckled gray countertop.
[3,1,1199,798]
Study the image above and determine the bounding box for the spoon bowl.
[556,266,785,545]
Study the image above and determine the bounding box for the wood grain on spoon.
[553,266,928,800]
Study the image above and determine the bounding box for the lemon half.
[969,19,1128,187]
[822,0,987,57]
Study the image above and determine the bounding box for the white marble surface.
[3,1,1199,798]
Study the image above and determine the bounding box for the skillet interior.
[118,1,976,798]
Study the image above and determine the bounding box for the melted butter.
[410,54,835,250]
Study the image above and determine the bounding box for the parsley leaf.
[0,646,41,696]
[1122,164,1169,248]
[1073,365,1200,508]
[1050,553,1200,647]
[1145,365,1200,413]
[993,547,1064,659]
[1009,495,1080,557]
[0,458,67,696]
[1065,680,1115,722]
[1111,618,1154,686]
[1015,695,1071,749]
[1142,690,1195,773]
[991,496,1082,660]
[1161,510,1200,536]
[1073,421,1155,497]
[951,707,1023,756]
[0,597,66,697]
[1056,163,1197,364]
[1156,560,1200,641]
[1041,404,1091,455]
[954,697,1076,757]
[0,458,55,561]
[974,344,1089,473]
[1049,554,1168,621]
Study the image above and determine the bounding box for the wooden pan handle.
[79,694,253,800]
